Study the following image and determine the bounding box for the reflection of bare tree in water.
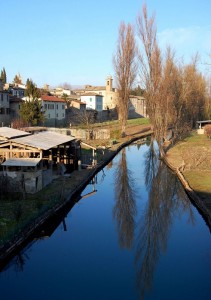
[136,148,195,299]
[113,148,137,249]
[144,139,159,191]
[2,246,31,273]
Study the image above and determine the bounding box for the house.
[70,98,86,111]
[80,92,103,111]
[129,96,147,118]
[41,95,66,127]
[9,95,23,120]
[8,86,25,99]
[51,87,72,97]
[73,76,118,110]
[0,79,10,126]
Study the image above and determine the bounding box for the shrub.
[204,125,211,139]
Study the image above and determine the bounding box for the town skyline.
[1,0,210,87]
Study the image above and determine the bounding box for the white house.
[74,76,118,110]
[80,92,103,111]
[41,95,66,126]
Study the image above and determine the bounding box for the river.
[0,140,211,300]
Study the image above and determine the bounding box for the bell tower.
[106,75,113,92]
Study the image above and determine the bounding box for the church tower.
[106,75,113,92]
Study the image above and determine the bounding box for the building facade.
[128,96,147,118]
[80,93,103,111]
[0,80,10,125]
[41,95,66,127]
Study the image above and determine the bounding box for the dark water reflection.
[1,141,211,300]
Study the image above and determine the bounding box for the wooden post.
[57,146,60,163]
[92,149,97,166]
[64,144,67,164]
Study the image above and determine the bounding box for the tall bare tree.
[113,22,137,137]
[137,4,207,146]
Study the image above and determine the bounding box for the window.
[48,104,54,109]
[56,113,58,117]
[62,105,65,109]
[56,104,58,109]
[6,108,10,114]
[44,104,47,109]
[90,98,92,102]
[0,108,5,114]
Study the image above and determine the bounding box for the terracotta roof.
[85,86,106,91]
[41,95,65,103]
[81,92,103,97]
[71,99,86,105]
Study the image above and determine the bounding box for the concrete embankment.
[0,130,152,266]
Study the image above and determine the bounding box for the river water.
[0,141,211,300]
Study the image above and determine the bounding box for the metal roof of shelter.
[197,120,211,124]
[10,131,76,150]
[0,127,31,139]
[2,158,41,167]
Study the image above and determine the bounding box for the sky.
[0,0,210,88]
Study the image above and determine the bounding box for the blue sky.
[1,0,210,88]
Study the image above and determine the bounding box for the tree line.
[113,4,210,145]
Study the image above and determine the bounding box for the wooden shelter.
[0,127,30,142]
[0,130,81,193]
[196,120,211,134]
[0,130,80,172]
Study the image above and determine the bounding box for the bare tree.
[137,4,166,144]
[60,82,72,90]
[113,22,137,137]
[137,5,207,147]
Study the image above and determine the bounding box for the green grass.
[126,118,150,126]
[183,170,211,201]
[0,190,63,246]
[75,118,150,129]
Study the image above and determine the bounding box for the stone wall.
[42,168,53,188]
[2,170,43,194]
[47,127,110,140]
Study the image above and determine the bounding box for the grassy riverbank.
[166,132,211,205]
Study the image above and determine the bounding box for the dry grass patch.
[167,132,211,203]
